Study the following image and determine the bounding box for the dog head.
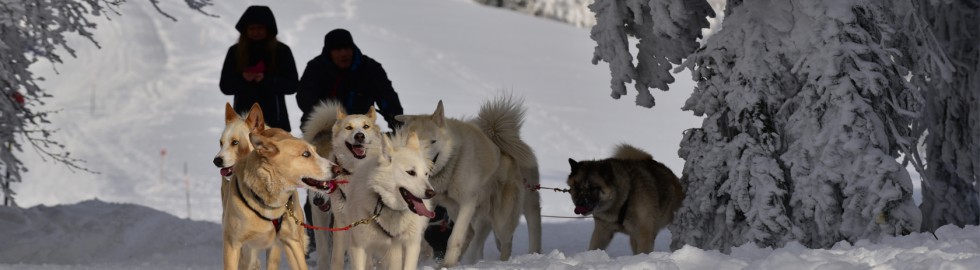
[332,106,383,162]
[566,158,617,216]
[368,132,436,218]
[213,103,264,180]
[394,100,452,173]
[240,116,339,194]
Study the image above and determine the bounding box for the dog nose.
[354,132,365,143]
[424,188,435,199]
[212,157,223,168]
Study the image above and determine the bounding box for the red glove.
[245,60,266,73]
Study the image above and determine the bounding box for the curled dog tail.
[475,95,536,167]
[612,144,653,160]
[302,100,345,143]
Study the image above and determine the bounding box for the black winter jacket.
[296,49,404,131]
[220,43,298,131]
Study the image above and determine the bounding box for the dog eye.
[346,126,353,130]
[363,125,370,129]
[430,140,436,144]
[302,151,311,158]
[406,170,416,176]
[232,140,239,146]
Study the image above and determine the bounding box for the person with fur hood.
[219,5,299,131]
[296,28,404,131]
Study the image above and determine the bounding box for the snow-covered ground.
[2,0,968,269]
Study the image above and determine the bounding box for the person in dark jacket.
[296,28,404,131]
[219,5,298,131]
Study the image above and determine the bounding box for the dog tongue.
[352,146,366,157]
[411,199,435,218]
[574,206,591,215]
[220,167,232,177]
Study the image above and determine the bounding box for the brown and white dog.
[215,102,338,270]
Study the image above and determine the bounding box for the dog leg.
[348,244,368,270]
[403,238,422,270]
[223,240,242,270]
[491,182,521,261]
[266,244,281,270]
[588,220,616,251]
[311,207,333,270]
[281,238,309,270]
[629,227,656,255]
[522,176,542,254]
[463,217,491,264]
[330,224,347,270]
[441,201,478,267]
[239,246,259,270]
[384,242,404,270]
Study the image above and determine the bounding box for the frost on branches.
[671,0,931,251]
[588,0,713,107]
[913,0,980,232]
[0,0,212,206]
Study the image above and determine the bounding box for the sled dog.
[394,96,539,267]
[213,103,282,269]
[301,101,385,270]
[343,132,436,270]
[566,144,684,254]
[217,103,339,270]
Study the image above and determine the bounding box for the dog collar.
[235,178,289,232]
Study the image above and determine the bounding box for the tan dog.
[566,144,684,254]
[219,103,338,270]
[214,103,278,269]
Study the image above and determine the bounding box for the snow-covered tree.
[0,0,213,207]
[588,0,714,107]
[473,0,597,27]
[912,0,980,231]
[670,0,931,251]
[668,0,800,251]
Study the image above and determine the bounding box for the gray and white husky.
[395,96,540,267]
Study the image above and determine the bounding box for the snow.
[0,0,963,269]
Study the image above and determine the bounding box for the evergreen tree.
[913,0,980,231]
[670,0,928,250]
[588,0,713,108]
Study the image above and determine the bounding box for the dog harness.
[371,197,395,238]
[235,178,289,233]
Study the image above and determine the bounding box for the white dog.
[395,96,539,267]
[343,132,436,270]
[301,101,385,270]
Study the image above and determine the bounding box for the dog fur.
[566,144,684,254]
[301,101,386,270]
[217,103,338,270]
[343,132,436,270]
[394,96,538,267]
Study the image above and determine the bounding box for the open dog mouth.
[574,205,594,216]
[345,142,367,159]
[399,188,435,218]
[302,178,333,191]
[219,167,233,178]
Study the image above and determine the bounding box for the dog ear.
[380,134,394,164]
[432,100,445,127]
[367,106,377,122]
[246,103,266,133]
[224,103,237,124]
[406,132,420,151]
[250,133,278,157]
[568,158,579,174]
[336,107,346,120]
